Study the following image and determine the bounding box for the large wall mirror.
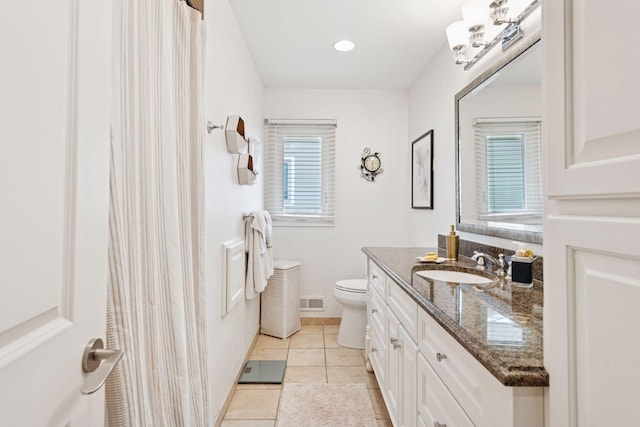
[455,35,542,244]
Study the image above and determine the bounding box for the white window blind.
[474,118,543,221]
[264,120,336,225]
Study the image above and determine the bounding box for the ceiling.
[228,0,468,90]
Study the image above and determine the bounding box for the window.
[264,119,336,225]
[486,134,525,212]
[474,118,543,222]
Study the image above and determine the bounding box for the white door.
[0,0,113,425]
[544,0,640,426]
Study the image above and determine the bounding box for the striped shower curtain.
[106,0,210,425]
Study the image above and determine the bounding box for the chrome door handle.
[81,338,124,395]
[390,337,401,350]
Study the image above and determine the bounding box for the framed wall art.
[411,130,434,209]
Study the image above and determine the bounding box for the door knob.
[81,338,124,395]
[389,337,401,350]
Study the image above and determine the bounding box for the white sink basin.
[416,270,493,285]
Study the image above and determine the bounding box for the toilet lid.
[335,279,368,294]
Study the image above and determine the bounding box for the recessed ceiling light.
[333,40,355,52]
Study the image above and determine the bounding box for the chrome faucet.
[471,251,506,276]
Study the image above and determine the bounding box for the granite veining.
[362,246,548,387]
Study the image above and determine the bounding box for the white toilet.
[333,279,368,349]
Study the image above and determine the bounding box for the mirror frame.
[455,32,542,244]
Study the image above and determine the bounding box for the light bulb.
[446,21,469,52]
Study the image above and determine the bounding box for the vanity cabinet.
[365,256,544,427]
[367,260,417,427]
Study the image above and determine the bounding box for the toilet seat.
[335,279,368,294]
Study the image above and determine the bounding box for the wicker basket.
[260,260,301,339]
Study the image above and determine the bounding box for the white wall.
[265,89,410,317]
[408,11,542,254]
[408,43,466,248]
[203,0,264,421]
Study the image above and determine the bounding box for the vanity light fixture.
[489,0,518,25]
[446,0,540,70]
[333,40,355,52]
[446,21,471,65]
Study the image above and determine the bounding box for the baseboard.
[300,316,341,325]
[213,331,260,427]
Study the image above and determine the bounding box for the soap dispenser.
[447,225,459,260]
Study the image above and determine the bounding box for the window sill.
[272,216,335,228]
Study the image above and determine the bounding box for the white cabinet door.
[544,1,640,426]
[385,307,400,426]
[0,0,112,425]
[398,324,417,427]
[386,305,418,427]
[368,287,386,389]
[417,353,474,427]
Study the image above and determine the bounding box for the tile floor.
[221,324,392,426]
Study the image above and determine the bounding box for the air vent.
[300,296,325,312]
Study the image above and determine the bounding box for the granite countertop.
[362,246,548,387]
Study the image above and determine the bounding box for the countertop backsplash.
[438,235,543,282]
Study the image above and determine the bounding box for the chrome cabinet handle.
[371,347,378,353]
[81,338,124,395]
[390,337,401,350]
[436,352,447,362]
[371,308,378,314]
[372,274,378,279]
[434,422,447,427]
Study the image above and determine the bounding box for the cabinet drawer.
[387,282,418,342]
[417,353,474,427]
[369,261,386,299]
[369,284,386,339]
[418,310,512,426]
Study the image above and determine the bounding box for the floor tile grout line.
[223,326,391,425]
